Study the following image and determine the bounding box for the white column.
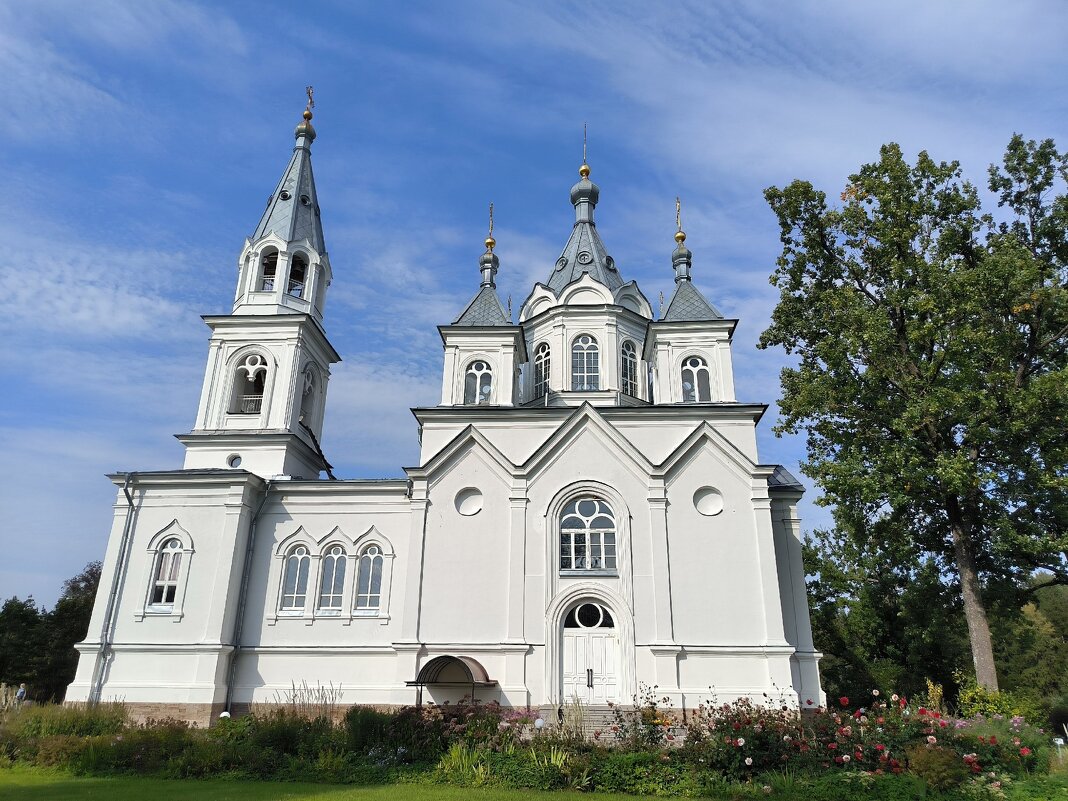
[751,487,788,646]
[505,482,528,641]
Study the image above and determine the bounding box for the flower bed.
[0,690,1061,799]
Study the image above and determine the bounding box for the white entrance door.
[561,602,618,704]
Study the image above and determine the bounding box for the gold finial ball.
[303,109,313,121]
[579,163,591,179]
[675,229,687,244]
[485,235,496,251]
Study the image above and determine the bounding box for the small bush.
[906,743,969,791]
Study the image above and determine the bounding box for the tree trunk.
[949,513,999,691]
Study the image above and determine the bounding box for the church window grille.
[150,538,182,605]
[259,250,278,291]
[560,497,616,572]
[463,360,493,404]
[621,340,638,396]
[533,342,550,399]
[355,545,383,611]
[563,602,615,628]
[317,545,346,611]
[230,354,268,414]
[287,254,308,297]
[571,335,600,391]
[280,545,310,610]
[681,356,712,402]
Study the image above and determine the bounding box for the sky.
[1,0,1065,607]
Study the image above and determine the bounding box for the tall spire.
[543,129,623,294]
[454,204,509,326]
[672,196,692,283]
[661,198,723,321]
[252,88,325,253]
[480,202,499,287]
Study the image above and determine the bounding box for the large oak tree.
[760,136,1068,690]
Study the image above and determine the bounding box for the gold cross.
[305,85,315,113]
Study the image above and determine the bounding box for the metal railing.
[238,395,263,414]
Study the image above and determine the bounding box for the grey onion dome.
[479,249,499,269]
[295,109,317,142]
[570,165,600,206]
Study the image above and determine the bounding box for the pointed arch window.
[287,254,307,297]
[317,544,346,611]
[299,365,318,425]
[259,249,278,291]
[150,538,183,606]
[463,360,493,404]
[560,497,616,573]
[681,356,712,402]
[620,340,638,397]
[355,545,384,612]
[533,342,550,399]
[571,335,600,391]
[230,353,268,415]
[280,545,310,611]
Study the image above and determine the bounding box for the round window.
[227,454,242,468]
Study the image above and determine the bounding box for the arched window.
[463,360,493,404]
[533,342,550,399]
[620,340,638,396]
[317,544,346,611]
[355,545,384,611]
[571,335,600,391]
[299,366,317,424]
[287,254,307,297]
[150,538,183,606]
[560,497,616,572]
[259,249,278,291]
[681,355,712,402]
[280,545,310,610]
[230,353,268,414]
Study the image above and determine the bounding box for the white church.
[67,105,824,724]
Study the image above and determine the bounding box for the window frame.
[463,359,494,405]
[571,334,600,391]
[258,248,279,292]
[559,496,618,576]
[354,544,385,614]
[316,543,347,614]
[279,544,312,614]
[620,340,638,397]
[681,354,712,403]
[533,342,550,400]
[135,521,194,622]
[228,350,271,416]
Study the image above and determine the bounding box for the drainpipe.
[90,472,138,703]
[223,479,272,714]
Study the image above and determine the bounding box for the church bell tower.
[178,91,340,480]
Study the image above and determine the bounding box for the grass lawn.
[0,767,623,801]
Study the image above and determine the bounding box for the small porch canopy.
[405,655,497,705]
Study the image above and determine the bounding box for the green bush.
[956,677,1047,724]
[344,706,391,752]
[590,750,699,796]
[8,702,127,739]
[246,707,341,759]
[906,743,969,791]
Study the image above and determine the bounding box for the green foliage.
[7,702,126,739]
[761,135,1068,690]
[906,744,970,791]
[0,562,101,702]
[343,706,391,752]
[957,675,1047,724]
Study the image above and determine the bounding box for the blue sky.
[2,1,1065,606]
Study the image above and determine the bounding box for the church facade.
[67,107,824,724]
